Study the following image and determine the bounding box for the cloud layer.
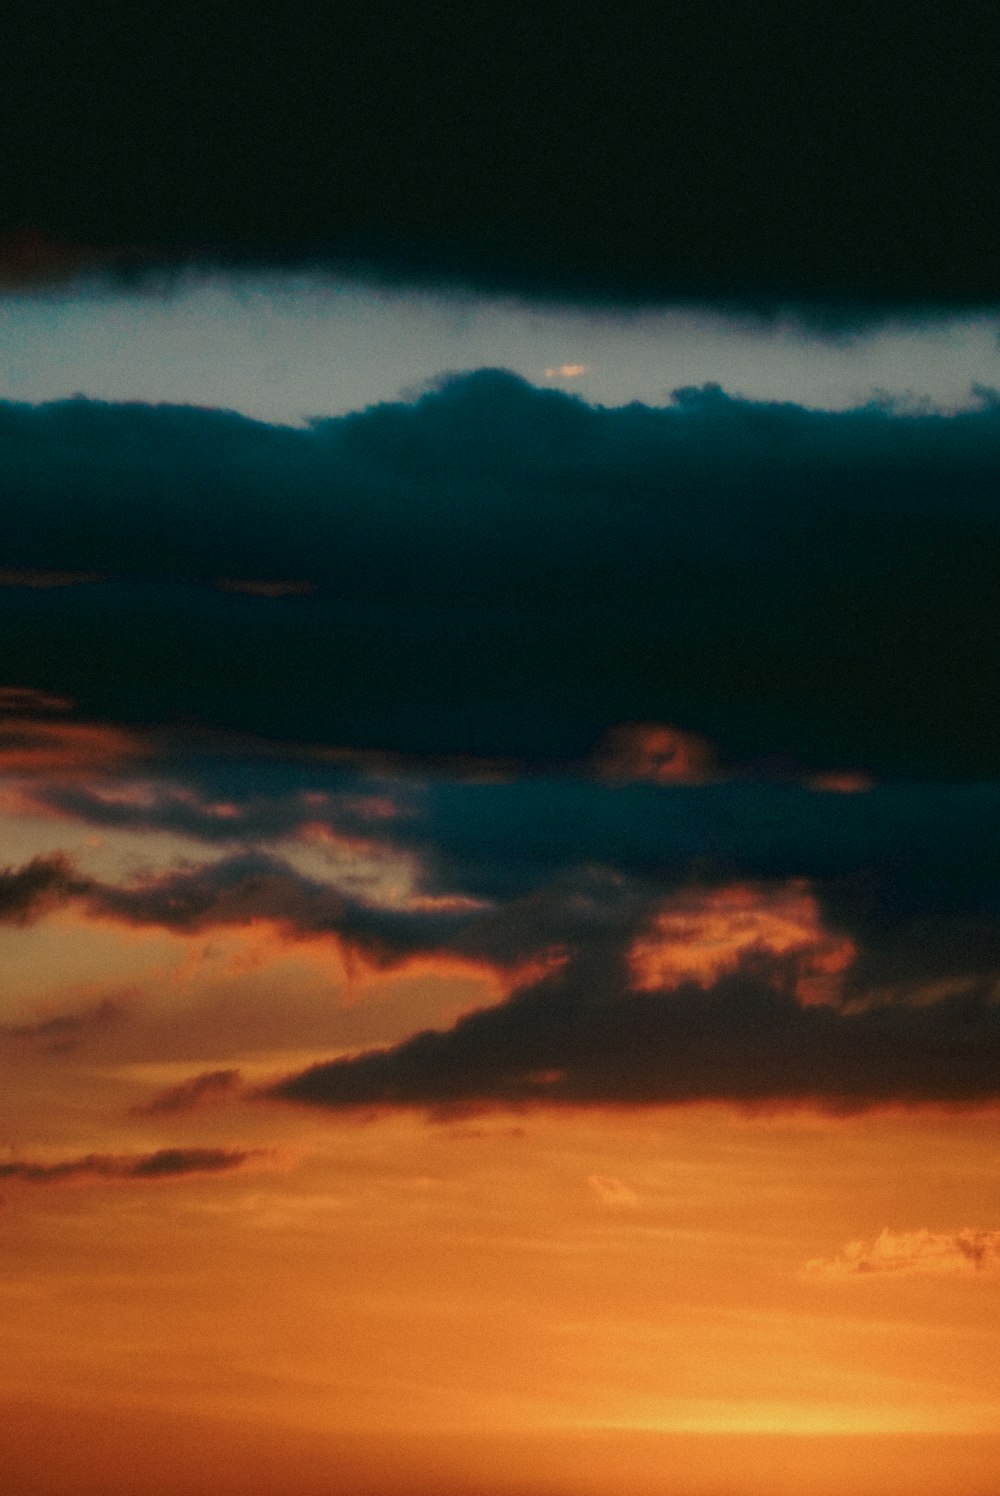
[2,375,1000,777]
[4,12,998,316]
[267,945,1000,1114]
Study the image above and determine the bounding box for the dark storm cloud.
[0,1146,257,1183]
[268,947,1000,1114]
[3,10,999,317]
[3,374,1000,777]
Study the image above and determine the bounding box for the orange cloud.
[629,882,855,1004]
[592,722,717,785]
[0,687,146,777]
[0,687,73,715]
[0,716,144,776]
[804,1227,1000,1279]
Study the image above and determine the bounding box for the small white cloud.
[544,363,591,379]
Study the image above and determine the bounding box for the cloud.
[0,853,84,923]
[587,1174,639,1207]
[3,15,997,318]
[0,998,123,1051]
[27,759,1000,1002]
[265,936,1000,1114]
[804,1228,1000,1280]
[0,686,73,714]
[81,851,483,970]
[0,1147,258,1184]
[1,376,999,778]
[590,723,717,785]
[0,688,145,776]
[133,1068,244,1117]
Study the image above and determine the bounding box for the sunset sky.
[3,9,1000,1495]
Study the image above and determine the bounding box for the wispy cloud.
[587,1174,639,1206]
[133,1069,244,1117]
[0,1147,260,1185]
[0,998,123,1052]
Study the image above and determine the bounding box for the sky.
[3,9,1000,1496]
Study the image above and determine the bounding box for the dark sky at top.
[3,4,999,317]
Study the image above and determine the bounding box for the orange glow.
[0,715,145,775]
[593,721,717,783]
[629,881,856,1001]
[808,771,876,793]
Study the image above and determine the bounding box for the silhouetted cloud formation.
[2,375,1000,777]
[0,853,84,923]
[268,947,1000,1114]
[4,11,999,317]
[0,1147,257,1184]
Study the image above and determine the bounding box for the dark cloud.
[14,755,1000,1008]
[2,376,1000,777]
[267,946,1000,1114]
[82,852,482,969]
[78,849,656,981]
[0,853,84,923]
[0,1146,257,1184]
[133,1068,243,1117]
[3,11,999,317]
[32,760,1000,990]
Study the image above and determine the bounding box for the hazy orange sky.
[5,754,1000,1494]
